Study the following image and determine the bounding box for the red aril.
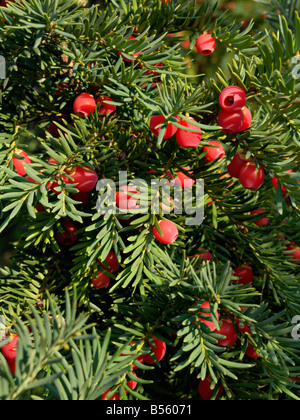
[198,301,219,331]
[216,319,238,347]
[198,375,223,400]
[73,93,96,117]
[150,114,179,139]
[153,219,178,245]
[13,150,31,176]
[175,118,201,148]
[143,336,167,364]
[55,220,78,246]
[96,95,116,118]
[218,108,244,133]
[203,140,225,162]
[64,165,98,192]
[175,167,195,188]
[92,271,111,289]
[227,152,251,178]
[219,85,247,111]
[233,265,253,285]
[238,162,264,190]
[195,34,216,55]
[250,209,269,226]
[239,106,252,131]
[116,185,140,210]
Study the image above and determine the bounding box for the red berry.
[55,220,78,246]
[64,165,98,192]
[194,248,212,261]
[127,372,137,390]
[236,318,250,333]
[233,265,253,285]
[218,108,244,133]
[96,95,116,118]
[175,118,201,148]
[175,167,195,188]
[72,191,89,205]
[143,336,167,364]
[216,319,238,347]
[219,85,247,111]
[153,219,179,245]
[271,169,294,196]
[198,301,219,331]
[99,251,120,273]
[198,375,223,400]
[250,209,269,226]
[239,106,252,131]
[116,185,140,210]
[150,114,179,139]
[203,140,225,163]
[238,162,264,190]
[92,271,111,289]
[101,389,120,400]
[118,36,143,62]
[73,93,96,117]
[54,82,68,96]
[286,243,300,264]
[195,34,216,55]
[13,150,31,176]
[227,152,251,178]
[1,334,18,361]
[245,343,259,358]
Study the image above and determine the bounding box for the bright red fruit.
[1,334,18,360]
[13,150,31,176]
[143,336,167,364]
[236,318,250,333]
[286,243,300,264]
[118,36,143,62]
[92,271,111,289]
[55,220,78,246]
[218,108,244,133]
[64,165,98,192]
[73,93,96,117]
[153,219,179,245]
[195,34,216,55]
[203,140,225,162]
[198,301,219,331]
[101,389,120,400]
[72,191,89,205]
[227,152,251,178]
[219,85,247,111]
[250,209,269,226]
[175,167,195,188]
[238,162,264,190]
[127,372,137,390]
[245,343,259,358]
[150,114,179,139]
[239,106,252,131]
[198,375,223,400]
[175,118,201,148]
[116,185,140,210]
[233,265,253,285]
[96,95,116,118]
[271,169,294,196]
[216,319,238,347]
[195,247,212,261]
[99,251,120,273]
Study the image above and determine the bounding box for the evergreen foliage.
[0,0,299,400]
